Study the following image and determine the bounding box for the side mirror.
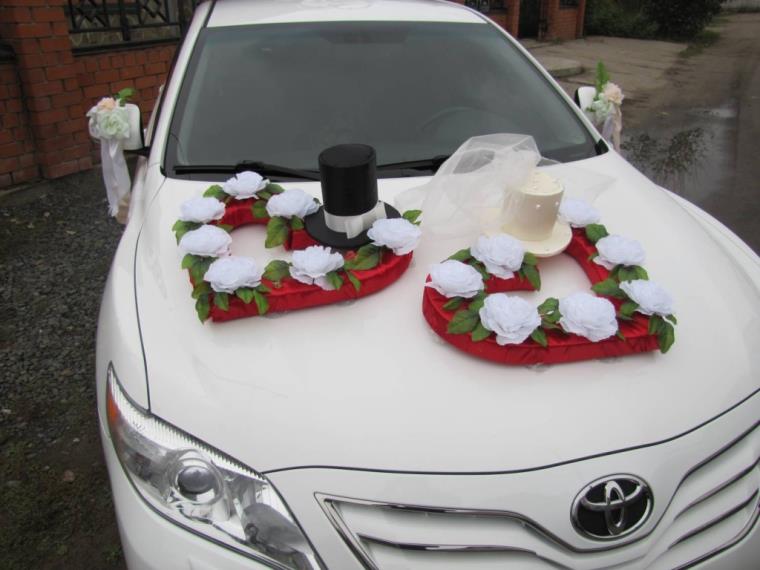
[574,86,596,112]
[122,103,150,157]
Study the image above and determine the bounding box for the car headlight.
[105,364,320,569]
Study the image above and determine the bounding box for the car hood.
[135,152,760,473]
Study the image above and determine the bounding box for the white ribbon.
[100,138,130,217]
[324,201,387,239]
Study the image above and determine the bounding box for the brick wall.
[543,0,587,40]
[0,0,177,190]
[0,60,37,187]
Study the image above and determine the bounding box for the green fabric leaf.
[468,296,485,312]
[191,281,210,299]
[257,191,272,200]
[616,331,627,341]
[189,257,213,283]
[537,297,559,315]
[236,287,255,304]
[648,315,665,336]
[172,220,201,243]
[213,292,229,311]
[265,217,289,248]
[181,253,198,270]
[665,314,678,325]
[203,184,227,200]
[256,284,271,294]
[619,301,639,319]
[263,259,290,284]
[522,252,538,266]
[290,217,305,230]
[252,290,269,315]
[658,321,676,353]
[448,248,471,262]
[252,200,268,219]
[447,309,479,334]
[469,260,490,281]
[346,270,361,292]
[617,265,648,283]
[442,297,463,311]
[266,183,285,194]
[633,265,649,280]
[522,264,541,290]
[531,328,548,348]
[471,322,491,342]
[344,244,381,271]
[195,295,210,323]
[116,87,135,104]
[216,223,233,233]
[592,278,624,298]
[326,271,344,290]
[585,223,609,244]
[402,209,422,225]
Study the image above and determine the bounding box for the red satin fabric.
[421,230,659,365]
[210,251,412,322]
[486,274,534,293]
[213,198,317,251]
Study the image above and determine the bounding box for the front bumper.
[101,389,760,570]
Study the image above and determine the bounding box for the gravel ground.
[0,167,126,569]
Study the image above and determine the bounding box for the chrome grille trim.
[357,533,572,569]
[669,489,759,548]
[673,455,760,520]
[672,505,760,570]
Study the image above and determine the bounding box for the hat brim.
[519,220,572,258]
[304,202,400,250]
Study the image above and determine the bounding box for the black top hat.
[305,143,399,249]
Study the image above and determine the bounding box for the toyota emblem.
[571,475,653,540]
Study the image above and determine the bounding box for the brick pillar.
[506,0,520,37]
[0,0,92,180]
[576,0,587,38]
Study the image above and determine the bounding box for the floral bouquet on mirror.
[586,62,624,151]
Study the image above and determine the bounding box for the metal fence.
[65,0,200,51]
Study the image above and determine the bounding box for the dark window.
[560,0,580,8]
[166,21,596,179]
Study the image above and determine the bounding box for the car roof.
[207,0,485,28]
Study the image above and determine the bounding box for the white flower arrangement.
[179,225,232,258]
[290,245,345,291]
[179,197,226,224]
[594,234,646,270]
[222,171,269,200]
[470,234,525,279]
[479,294,541,345]
[265,188,319,219]
[427,260,484,299]
[204,256,264,294]
[620,280,674,317]
[367,217,422,255]
[86,96,131,140]
[559,198,601,228]
[559,292,618,342]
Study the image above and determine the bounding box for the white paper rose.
[603,82,624,106]
[179,197,226,224]
[367,218,422,255]
[179,225,232,258]
[290,245,345,291]
[470,234,524,279]
[222,171,268,200]
[620,280,674,317]
[594,235,646,269]
[265,188,319,219]
[96,97,117,112]
[589,97,612,123]
[203,256,263,294]
[426,260,484,299]
[479,294,541,345]
[559,292,618,342]
[559,198,601,228]
[87,106,130,140]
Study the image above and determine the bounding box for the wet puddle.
[621,101,737,203]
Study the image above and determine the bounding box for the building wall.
[0,59,38,187]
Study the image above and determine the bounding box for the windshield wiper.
[376,154,450,173]
[173,160,321,181]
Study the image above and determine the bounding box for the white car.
[96,1,760,568]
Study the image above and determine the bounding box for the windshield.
[166,21,597,178]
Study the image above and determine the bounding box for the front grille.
[318,422,760,569]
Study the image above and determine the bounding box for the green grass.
[680,29,721,57]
